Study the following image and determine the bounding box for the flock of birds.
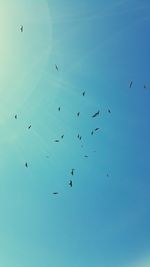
[18,25,148,196]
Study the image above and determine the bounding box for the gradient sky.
[0,1,150,266]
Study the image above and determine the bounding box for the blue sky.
[0,0,150,266]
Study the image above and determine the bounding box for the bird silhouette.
[77,112,80,117]
[95,128,99,131]
[108,109,111,113]
[55,64,59,71]
[91,131,94,135]
[84,155,88,158]
[77,134,80,139]
[15,114,17,119]
[54,140,59,142]
[129,81,133,88]
[92,110,100,118]
[79,136,82,140]
[71,169,75,176]
[69,180,73,187]
[61,135,64,139]
[28,125,31,129]
[25,162,28,168]
[53,192,59,195]
[58,107,61,111]
[20,25,23,32]
[82,91,85,96]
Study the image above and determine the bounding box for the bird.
[61,135,64,139]
[77,112,80,117]
[58,107,61,111]
[69,180,73,187]
[25,162,28,168]
[55,64,59,71]
[94,128,99,131]
[108,109,111,113]
[28,125,31,129]
[77,134,80,139]
[15,114,17,119]
[54,140,59,142]
[82,91,85,96]
[129,81,133,88]
[92,110,100,118]
[91,131,94,135]
[53,192,59,195]
[79,136,82,140]
[71,169,75,176]
[20,25,23,32]
[84,155,88,158]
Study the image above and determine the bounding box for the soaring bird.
[61,135,64,139]
[79,136,82,140]
[82,91,85,96]
[84,155,88,158]
[25,162,28,168]
[20,25,23,32]
[77,134,80,139]
[129,81,133,88]
[69,180,73,187]
[55,64,59,71]
[15,114,17,119]
[28,125,31,129]
[95,128,99,131]
[108,109,111,113]
[54,140,59,142]
[71,169,75,176]
[53,192,59,195]
[77,112,80,117]
[58,107,61,111]
[92,110,100,118]
[91,131,94,135]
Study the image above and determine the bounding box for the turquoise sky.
[0,1,150,266]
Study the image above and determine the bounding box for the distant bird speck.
[91,131,94,135]
[58,107,61,111]
[71,169,75,176]
[28,125,31,130]
[92,110,100,118]
[61,135,64,139]
[25,162,28,168]
[53,192,59,195]
[129,81,133,88]
[94,128,99,131]
[54,140,59,143]
[15,114,17,119]
[108,109,111,113]
[55,64,59,71]
[69,180,73,187]
[82,91,85,96]
[20,25,23,32]
[84,155,88,158]
[77,112,80,117]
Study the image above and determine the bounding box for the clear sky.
[0,0,150,266]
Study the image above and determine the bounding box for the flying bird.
[69,180,73,187]
[82,91,85,96]
[28,125,31,129]
[95,128,99,131]
[55,64,59,71]
[54,140,59,142]
[91,131,94,135]
[79,136,82,140]
[77,134,80,139]
[53,192,59,195]
[15,114,17,119]
[25,162,28,168]
[129,81,133,88]
[71,169,75,176]
[61,135,64,139]
[84,155,88,158]
[77,112,80,117]
[92,110,100,118]
[20,25,23,32]
[108,109,111,113]
[58,107,61,111]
